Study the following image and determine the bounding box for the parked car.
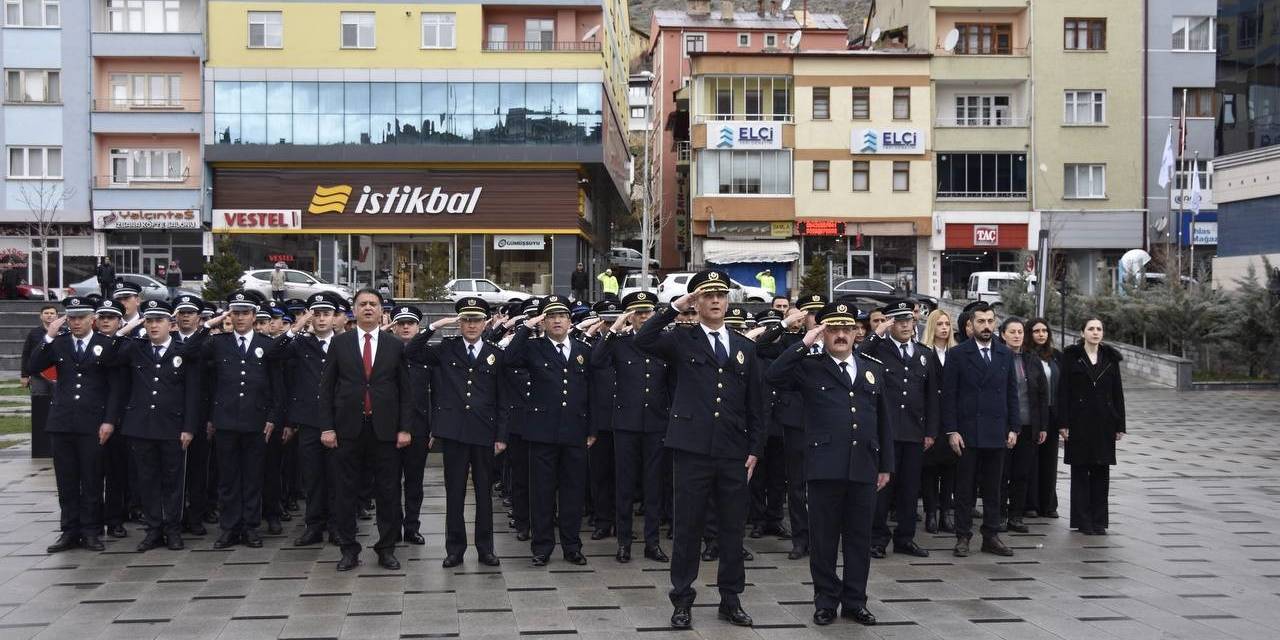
[966,271,1035,306]
[444,278,530,304]
[656,272,769,303]
[833,278,939,312]
[240,268,352,302]
[618,273,660,300]
[65,273,199,302]
[608,247,660,271]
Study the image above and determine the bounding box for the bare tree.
[15,179,74,300]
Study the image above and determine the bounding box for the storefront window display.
[485,238,552,295]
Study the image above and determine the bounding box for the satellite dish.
[581,24,600,41]
[780,0,791,11]
[943,28,960,52]
[1118,249,1152,281]
[788,29,803,49]
[1038,163,1049,173]
[1154,217,1169,232]
[870,28,882,44]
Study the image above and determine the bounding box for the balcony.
[91,99,202,135]
[91,32,202,58]
[932,50,1029,81]
[935,115,1027,128]
[91,174,202,210]
[482,40,601,52]
[694,113,794,124]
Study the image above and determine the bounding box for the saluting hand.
[782,307,806,329]
[801,324,825,347]
[203,310,229,330]
[610,310,633,334]
[45,314,67,338]
[429,315,458,331]
[524,313,546,330]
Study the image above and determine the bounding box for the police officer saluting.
[635,270,765,630]
[765,302,893,626]
[389,304,431,546]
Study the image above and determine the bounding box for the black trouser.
[262,425,283,522]
[103,431,129,527]
[872,441,923,547]
[296,426,333,534]
[282,430,300,501]
[589,430,615,531]
[184,426,212,528]
[1070,464,1110,531]
[400,431,429,535]
[661,447,674,524]
[50,432,104,537]
[748,434,786,528]
[922,462,956,517]
[1005,428,1037,518]
[1034,429,1060,515]
[669,450,748,609]
[332,420,401,555]
[954,446,1005,539]
[30,394,51,458]
[215,429,265,534]
[808,479,876,611]
[614,430,664,547]
[441,437,494,557]
[783,428,809,551]
[507,432,530,532]
[529,441,586,557]
[130,437,185,538]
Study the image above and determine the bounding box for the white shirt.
[356,326,379,363]
[547,336,571,360]
[149,338,173,359]
[700,323,728,356]
[892,337,914,360]
[935,348,947,368]
[463,337,483,359]
[234,330,255,354]
[176,330,197,343]
[313,331,333,354]
[831,354,857,385]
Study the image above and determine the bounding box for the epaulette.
[857,352,884,365]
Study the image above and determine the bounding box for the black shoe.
[670,606,692,629]
[294,529,324,546]
[47,533,79,553]
[278,511,292,522]
[763,521,792,539]
[203,511,219,525]
[362,498,375,512]
[107,524,128,538]
[666,527,673,540]
[716,604,753,627]
[870,545,886,559]
[701,543,719,562]
[531,554,549,567]
[842,606,877,625]
[167,534,184,551]
[442,554,463,568]
[644,546,669,563]
[787,545,808,560]
[591,526,614,540]
[266,519,283,535]
[515,529,531,542]
[925,511,939,534]
[981,535,1014,557]
[243,531,263,548]
[136,534,164,552]
[128,507,144,523]
[81,535,105,552]
[813,608,837,626]
[564,550,587,565]
[616,545,631,563]
[357,507,372,521]
[377,550,400,570]
[337,553,360,572]
[893,540,930,558]
[1084,527,1107,536]
[479,553,500,567]
[1006,518,1029,533]
[742,548,754,561]
[403,530,425,545]
[213,532,239,549]
[1042,510,1060,519]
[186,522,207,536]
[940,510,956,533]
[749,524,764,539]
[953,536,970,557]
[286,499,299,512]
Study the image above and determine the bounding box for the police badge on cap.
[455,297,491,319]
[687,269,731,295]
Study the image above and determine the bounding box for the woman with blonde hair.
[920,309,958,532]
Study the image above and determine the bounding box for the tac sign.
[973,225,1000,247]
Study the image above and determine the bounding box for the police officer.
[591,291,670,563]
[30,298,121,553]
[746,309,790,542]
[87,297,132,539]
[169,295,213,535]
[501,297,542,541]
[765,302,892,626]
[389,304,431,546]
[113,281,145,338]
[863,300,939,559]
[635,270,765,630]
[407,298,507,567]
[586,298,618,540]
[505,295,593,566]
[200,291,285,549]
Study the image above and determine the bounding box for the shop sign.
[267,254,295,263]
[770,222,793,238]
[852,128,924,155]
[973,225,999,247]
[709,221,778,237]
[309,184,484,216]
[93,209,200,230]
[493,235,545,250]
[212,209,302,231]
[1192,221,1217,245]
[796,220,845,236]
[707,121,782,150]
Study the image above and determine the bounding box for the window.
[630,106,646,119]
[105,0,178,33]
[852,161,869,191]
[812,87,830,120]
[1064,18,1105,50]
[1171,16,1215,51]
[772,88,788,118]
[737,33,750,47]
[5,69,59,103]
[715,88,731,115]
[812,161,830,191]
[936,152,1027,198]
[851,87,869,119]
[744,89,761,120]
[764,33,778,48]
[893,161,910,191]
[1064,90,1105,124]
[422,13,455,49]
[893,87,911,119]
[3,0,57,26]
[1174,88,1215,117]
[341,12,375,48]
[248,11,282,48]
[108,73,181,108]
[526,18,553,50]
[684,33,706,56]
[955,23,1012,54]
[1064,164,1105,198]
[7,146,61,179]
[1174,159,1213,191]
[953,95,1011,126]
[1238,10,1259,48]
[696,150,792,195]
[109,148,183,183]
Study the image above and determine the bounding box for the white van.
[967,271,1035,306]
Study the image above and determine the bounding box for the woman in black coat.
[1059,317,1126,535]
[998,317,1050,533]
[1025,318,1063,518]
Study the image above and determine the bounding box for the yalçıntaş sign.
[852,128,925,155]
[308,184,484,215]
[707,121,781,150]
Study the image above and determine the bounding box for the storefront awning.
[704,239,800,265]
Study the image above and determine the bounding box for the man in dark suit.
[389,304,432,547]
[941,302,1020,557]
[591,291,671,564]
[863,300,940,559]
[766,302,893,626]
[634,270,765,630]
[407,298,507,567]
[200,291,285,549]
[318,288,415,571]
[20,304,58,459]
[504,295,594,566]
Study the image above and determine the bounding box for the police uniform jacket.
[940,338,1020,448]
[754,326,804,435]
[589,331,670,433]
[634,306,765,460]
[268,332,330,429]
[859,337,941,443]
[405,331,505,446]
[108,336,204,439]
[765,344,894,484]
[199,331,285,432]
[503,326,592,446]
[28,332,123,435]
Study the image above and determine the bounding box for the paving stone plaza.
[1,384,1278,640]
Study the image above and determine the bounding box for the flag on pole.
[1189,166,1203,215]
[1157,126,1175,188]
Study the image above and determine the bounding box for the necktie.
[239,336,247,356]
[320,339,328,354]
[981,347,991,364]
[839,361,855,385]
[901,343,910,363]
[710,331,728,366]
[154,344,163,360]
[75,339,84,362]
[557,343,567,363]
[362,333,373,414]
[469,344,477,362]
